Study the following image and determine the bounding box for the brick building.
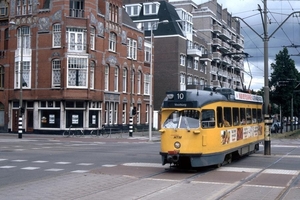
[0,0,150,133]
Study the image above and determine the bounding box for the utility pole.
[233,0,300,155]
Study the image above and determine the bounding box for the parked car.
[271,122,281,133]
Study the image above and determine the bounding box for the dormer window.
[125,4,141,16]
[143,2,160,15]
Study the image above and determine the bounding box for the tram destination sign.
[163,101,197,108]
[234,91,263,103]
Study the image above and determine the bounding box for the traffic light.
[132,107,137,115]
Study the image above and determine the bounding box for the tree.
[269,47,300,118]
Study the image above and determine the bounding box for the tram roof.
[162,88,263,108]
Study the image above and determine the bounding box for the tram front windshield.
[163,110,200,129]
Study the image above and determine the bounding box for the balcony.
[232,38,244,49]
[213,24,222,34]
[212,38,222,47]
[219,29,231,41]
[212,51,222,60]
[187,47,202,57]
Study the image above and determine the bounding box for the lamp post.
[10,22,23,139]
[149,20,169,141]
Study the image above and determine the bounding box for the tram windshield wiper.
[184,117,190,132]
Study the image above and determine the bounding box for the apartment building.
[123,0,210,110]
[170,0,245,89]
[0,0,150,133]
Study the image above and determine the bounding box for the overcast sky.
[171,0,300,91]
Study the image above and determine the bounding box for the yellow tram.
[159,88,264,167]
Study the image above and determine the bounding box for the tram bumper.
[161,150,180,165]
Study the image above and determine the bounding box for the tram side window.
[224,107,232,127]
[217,107,223,128]
[257,108,262,123]
[246,108,252,124]
[201,109,215,128]
[240,108,246,125]
[163,110,200,129]
[233,107,239,126]
[252,108,257,123]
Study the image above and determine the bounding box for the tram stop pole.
[264,114,272,155]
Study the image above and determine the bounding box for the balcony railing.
[69,9,84,18]
[187,47,202,57]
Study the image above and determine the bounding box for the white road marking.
[77,163,94,166]
[122,163,165,168]
[0,166,16,169]
[71,170,89,173]
[55,162,71,165]
[102,164,116,167]
[11,160,27,162]
[217,167,261,173]
[263,169,299,175]
[21,167,40,170]
[45,168,64,172]
[0,159,7,161]
[32,160,49,163]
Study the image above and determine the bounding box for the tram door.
[12,109,19,132]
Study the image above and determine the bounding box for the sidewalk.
[0,130,161,142]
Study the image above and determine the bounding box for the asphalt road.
[0,133,300,200]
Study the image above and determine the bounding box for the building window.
[67,28,86,52]
[145,104,149,124]
[187,76,192,85]
[137,71,141,94]
[127,38,137,60]
[109,3,118,23]
[114,103,118,124]
[105,65,109,91]
[69,0,84,18]
[109,32,116,52]
[0,66,4,89]
[17,26,30,49]
[131,69,135,94]
[193,77,199,85]
[104,102,109,124]
[90,26,95,50]
[52,59,61,88]
[143,2,160,15]
[125,4,141,16]
[136,104,141,124]
[180,74,185,90]
[16,0,32,15]
[67,57,88,88]
[180,55,186,66]
[122,103,127,124]
[0,2,8,16]
[123,68,127,93]
[90,61,95,89]
[15,61,30,89]
[144,44,151,63]
[114,67,119,92]
[187,58,192,68]
[52,24,61,48]
[194,60,198,70]
[144,74,150,95]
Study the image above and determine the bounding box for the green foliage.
[269,47,300,117]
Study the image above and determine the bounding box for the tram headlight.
[174,141,181,149]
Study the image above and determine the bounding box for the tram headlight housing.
[174,141,181,149]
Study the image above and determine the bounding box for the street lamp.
[10,21,24,139]
[149,20,169,141]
